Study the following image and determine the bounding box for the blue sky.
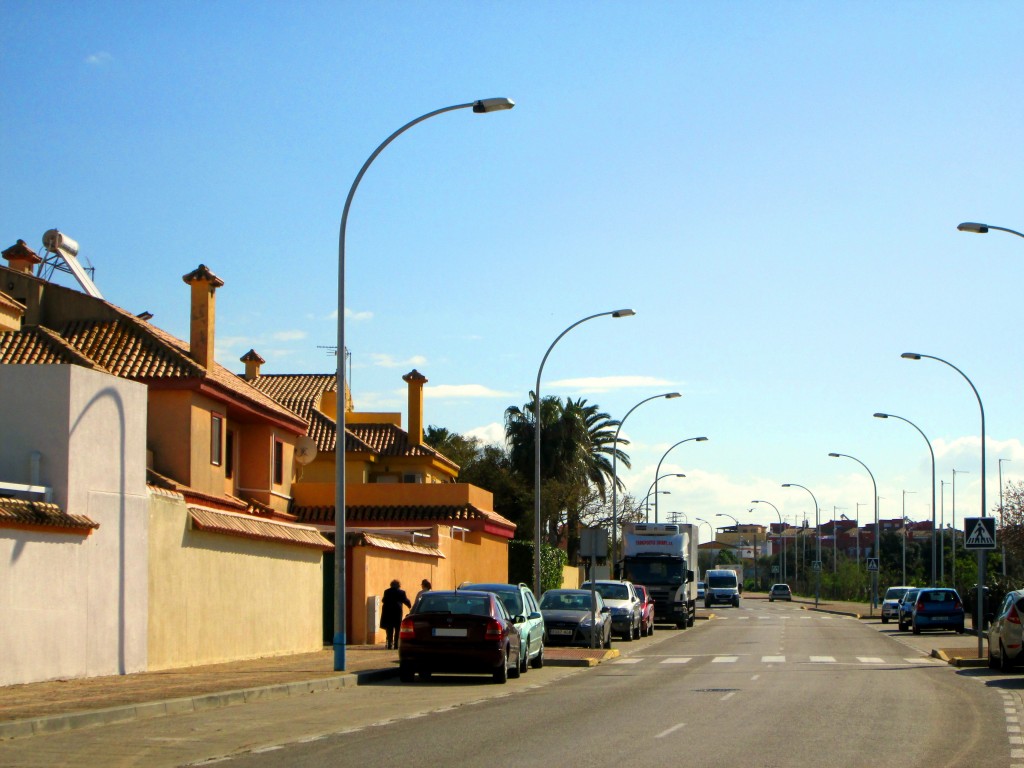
[3,2,1021,538]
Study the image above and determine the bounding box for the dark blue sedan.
[911,588,965,634]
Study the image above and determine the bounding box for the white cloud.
[465,422,507,447]
[85,52,112,66]
[425,384,515,399]
[547,375,677,393]
[345,308,374,321]
[370,353,427,368]
[272,330,307,341]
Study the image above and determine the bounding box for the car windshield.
[540,592,592,611]
[707,574,736,588]
[772,585,789,593]
[921,590,957,603]
[465,585,524,615]
[884,588,909,601]
[417,594,492,616]
[625,560,684,585]
[587,583,629,600]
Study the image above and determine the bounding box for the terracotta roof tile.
[348,422,458,470]
[0,498,99,533]
[188,506,333,551]
[0,326,103,368]
[245,373,336,422]
[346,531,445,558]
[293,503,515,530]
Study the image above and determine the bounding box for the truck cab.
[704,568,741,608]
[619,523,698,629]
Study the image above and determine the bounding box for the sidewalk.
[0,644,615,741]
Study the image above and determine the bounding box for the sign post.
[580,527,608,649]
[964,517,996,648]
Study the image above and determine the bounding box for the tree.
[424,425,481,470]
[997,481,1024,582]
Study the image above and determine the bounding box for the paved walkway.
[0,643,615,740]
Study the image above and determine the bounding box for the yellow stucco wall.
[147,491,323,670]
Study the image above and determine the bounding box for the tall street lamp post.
[902,352,986,653]
[957,221,1024,239]
[533,310,636,596]
[901,490,916,585]
[950,468,969,589]
[611,392,681,564]
[828,452,880,613]
[335,97,514,671]
[874,412,937,586]
[752,499,783,584]
[653,436,709,522]
[783,484,820,607]
[643,473,686,518]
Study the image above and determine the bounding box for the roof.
[188,506,332,551]
[294,503,515,530]
[0,498,99,533]
[346,531,445,558]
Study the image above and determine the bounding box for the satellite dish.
[294,436,318,466]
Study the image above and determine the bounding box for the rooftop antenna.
[317,345,352,390]
[39,229,103,298]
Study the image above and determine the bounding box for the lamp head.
[695,436,709,442]
[901,352,922,360]
[873,413,889,419]
[782,483,792,487]
[665,392,682,399]
[612,309,636,318]
[957,222,989,234]
[828,453,840,458]
[472,97,515,113]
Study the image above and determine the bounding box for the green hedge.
[509,540,566,593]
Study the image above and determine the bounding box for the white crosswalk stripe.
[661,657,691,664]
[857,657,885,664]
[623,655,945,667]
[712,656,738,663]
[762,656,786,663]
[810,656,836,663]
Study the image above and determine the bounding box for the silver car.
[988,590,1024,671]
[881,586,912,624]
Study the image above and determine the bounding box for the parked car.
[581,579,642,641]
[768,583,792,602]
[634,584,656,636]
[896,588,921,631]
[459,582,545,672]
[988,589,1024,671]
[881,585,912,624]
[909,588,965,634]
[697,581,706,601]
[399,590,521,683]
[539,588,612,648]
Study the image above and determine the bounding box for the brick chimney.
[240,349,265,380]
[181,265,224,369]
[2,240,42,275]
[402,369,428,446]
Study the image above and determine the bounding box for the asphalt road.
[2,601,1020,767]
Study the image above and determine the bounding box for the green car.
[460,582,545,673]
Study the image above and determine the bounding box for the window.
[210,414,223,466]
[273,438,283,485]
[225,430,234,479]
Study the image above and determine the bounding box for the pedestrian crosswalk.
[610,654,943,667]
[712,613,840,620]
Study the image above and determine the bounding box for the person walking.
[381,579,411,650]
[415,579,432,603]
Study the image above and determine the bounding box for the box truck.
[619,522,698,629]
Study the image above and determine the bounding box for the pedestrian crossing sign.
[964,517,996,550]
[866,558,879,572]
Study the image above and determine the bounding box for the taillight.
[1008,606,1021,625]
[484,619,503,640]
[916,601,924,612]
[953,599,962,611]
[400,618,415,639]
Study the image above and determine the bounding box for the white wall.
[0,365,149,685]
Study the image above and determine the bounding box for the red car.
[634,584,656,636]
[398,590,521,683]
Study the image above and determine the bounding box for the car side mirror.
[513,614,526,624]
[529,611,542,620]
[687,569,694,581]
[601,606,611,613]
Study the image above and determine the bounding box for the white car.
[989,590,1024,671]
[581,580,642,642]
[881,586,912,624]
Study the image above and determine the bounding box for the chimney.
[402,369,428,446]
[240,349,265,380]
[2,240,42,275]
[181,264,224,369]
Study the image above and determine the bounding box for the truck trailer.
[619,522,698,629]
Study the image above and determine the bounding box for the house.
[243,363,517,645]
[1,238,331,683]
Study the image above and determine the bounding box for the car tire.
[604,628,613,649]
[509,651,521,679]
[912,622,921,635]
[622,626,633,642]
[399,664,415,683]
[493,649,509,684]
[531,643,544,669]
[990,644,1000,669]
[881,617,888,624]
[634,620,641,640]
[519,642,529,674]
[1001,642,1015,673]
[732,597,740,608]
[649,620,655,636]
[419,670,432,681]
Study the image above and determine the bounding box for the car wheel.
[493,649,509,683]
[956,624,965,635]
[509,650,521,679]
[1001,642,1015,673]
[770,598,774,603]
[649,620,655,636]
[705,601,711,610]
[399,663,415,683]
[519,642,529,674]
[531,642,544,669]
[419,670,432,681]
[604,628,613,649]
[633,619,641,640]
[989,643,1000,669]
[881,617,888,624]
[912,622,921,635]
[622,625,633,642]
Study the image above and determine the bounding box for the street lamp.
[533,309,636,595]
[957,221,1024,239]
[643,473,686,514]
[902,352,986,654]
[752,499,784,584]
[874,412,937,585]
[643,490,671,521]
[829,453,879,613]
[611,393,681,566]
[783,484,820,607]
[334,97,514,671]
[653,436,709,521]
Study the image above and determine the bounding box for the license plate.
[931,615,947,621]
[432,628,467,637]
[551,629,573,636]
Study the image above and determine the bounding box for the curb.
[932,647,988,668]
[800,605,863,620]
[0,667,397,742]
